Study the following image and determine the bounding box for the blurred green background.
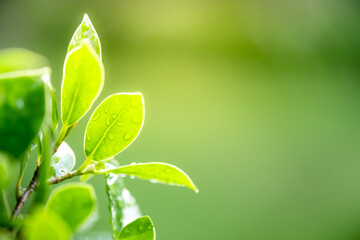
[1,0,360,239]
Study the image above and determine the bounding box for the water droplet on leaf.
[106,118,111,126]
[123,132,132,140]
[108,133,114,140]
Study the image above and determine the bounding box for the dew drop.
[138,224,144,231]
[116,121,124,127]
[124,228,131,234]
[164,168,172,173]
[112,113,118,119]
[150,179,158,184]
[92,112,100,121]
[104,106,109,113]
[106,118,111,126]
[108,133,114,140]
[85,145,92,153]
[130,175,135,179]
[123,132,132,140]
[131,116,141,124]
[86,135,91,141]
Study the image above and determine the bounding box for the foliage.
[0,14,198,240]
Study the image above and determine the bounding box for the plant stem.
[12,168,39,218]
[54,124,68,152]
[48,165,95,185]
[77,157,92,173]
[15,154,29,201]
[11,165,95,218]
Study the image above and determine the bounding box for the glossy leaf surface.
[68,14,101,59]
[46,183,98,232]
[98,162,198,192]
[0,48,48,73]
[61,43,104,126]
[0,68,49,158]
[118,216,155,240]
[84,93,144,161]
[105,162,141,239]
[50,141,76,178]
[24,208,72,240]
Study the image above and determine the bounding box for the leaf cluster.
[0,14,198,240]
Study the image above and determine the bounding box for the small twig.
[48,165,95,185]
[11,165,95,218]
[12,168,39,218]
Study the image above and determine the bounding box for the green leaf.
[0,48,48,73]
[50,87,59,130]
[33,125,52,205]
[46,182,98,232]
[118,216,155,240]
[0,68,49,159]
[105,162,142,239]
[50,141,76,178]
[0,155,9,187]
[68,14,101,59]
[84,93,144,161]
[97,162,198,193]
[23,207,72,240]
[61,42,104,126]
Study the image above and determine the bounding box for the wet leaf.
[0,68,49,159]
[105,161,141,239]
[24,207,72,240]
[50,141,76,178]
[97,162,198,193]
[118,216,155,240]
[84,93,144,161]
[46,182,98,232]
[68,14,101,59]
[61,42,104,126]
[0,48,48,73]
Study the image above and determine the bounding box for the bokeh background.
[1,0,360,239]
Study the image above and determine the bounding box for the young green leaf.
[0,48,48,73]
[68,14,102,59]
[50,141,76,178]
[118,216,155,240]
[23,207,72,240]
[0,68,49,159]
[50,87,59,130]
[61,42,104,126]
[46,182,98,232]
[105,162,142,239]
[84,93,144,161]
[97,162,198,193]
